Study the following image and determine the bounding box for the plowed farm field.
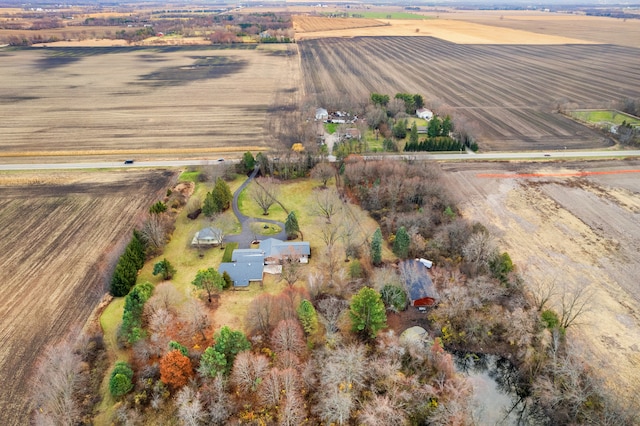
[0,170,175,425]
[299,37,640,151]
[0,44,300,162]
[441,159,640,401]
[293,15,386,33]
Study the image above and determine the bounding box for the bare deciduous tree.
[275,350,301,370]
[181,299,211,342]
[211,213,236,248]
[175,386,206,426]
[280,258,302,287]
[560,284,592,329]
[359,395,407,426]
[278,391,306,426]
[271,319,306,357]
[250,177,280,215]
[230,351,269,394]
[202,374,233,425]
[306,271,325,300]
[529,275,558,312]
[140,213,170,253]
[260,368,282,408]
[246,293,278,337]
[462,231,497,275]
[317,297,348,334]
[32,335,82,426]
[311,162,335,187]
[144,282,183,317]
[312,189,342,223]
[314,386,354,426]
[147,306,174,356]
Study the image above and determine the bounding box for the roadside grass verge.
[178,170,200,182]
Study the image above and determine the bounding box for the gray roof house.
[400,259,439,307]
[218,261,264,288]
[259,238,311,264]
[191,227,222,246]
[231,249,265,263]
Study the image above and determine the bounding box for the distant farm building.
[416,108,433,120]
[400,259,438,307]
[191,227,222,246]
[315,108,329,121]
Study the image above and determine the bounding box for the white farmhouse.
[416,108,433,120]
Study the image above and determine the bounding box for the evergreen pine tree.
[370,228,383,266]
[393,226,410,258]
[285,211,301,240]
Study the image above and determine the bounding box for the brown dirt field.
[293,15,386,33]
[440,159,640,401]
[0,169,175,425]
[294,16,596,44]
[445,10,640,49]
[0,44,300,161]
[299,37,640,151]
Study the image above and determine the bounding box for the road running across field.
[1,150,640,171]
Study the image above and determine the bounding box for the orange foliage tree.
[160,349,193,389]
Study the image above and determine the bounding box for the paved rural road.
[1,150,640,171]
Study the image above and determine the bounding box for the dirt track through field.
[0,170,175,425]
[441,160,640,401]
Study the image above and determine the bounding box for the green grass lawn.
[96,170,397,421]
[570,109,640,126]
[324,122,338,134]
[250,221,282,236]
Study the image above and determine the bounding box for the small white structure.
[418,258,433,269]
[416,108,434,120]
[191,227,222,246]
[315,108,329,121]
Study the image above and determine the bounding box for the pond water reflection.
[454,353,546,425]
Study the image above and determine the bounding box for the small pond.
[454,352,545,425]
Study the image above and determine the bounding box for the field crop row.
[293,15,385,33]
[299,37,640,150]
[0,170,175,425]
[0,45,300,158]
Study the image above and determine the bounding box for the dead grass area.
[294,16,596,44]
[440,159,640,402]
[0,44,300,161]
[0,169,176,425]
[445,10,640,48]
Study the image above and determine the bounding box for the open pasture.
[299,37,640,151]
[0,169,175,425]
[0,44,300,161]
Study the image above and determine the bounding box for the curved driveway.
[225,166,286,248]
